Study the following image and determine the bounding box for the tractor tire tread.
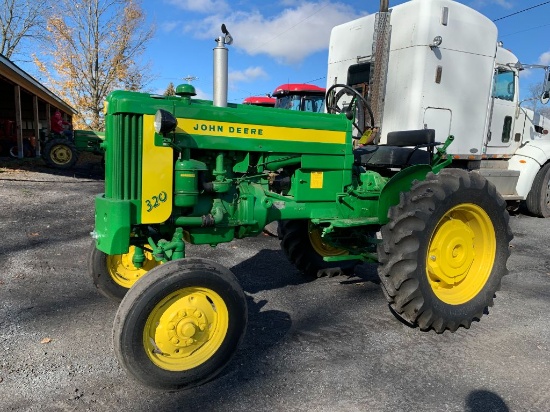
[377,169,512,333]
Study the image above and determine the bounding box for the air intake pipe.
[213,24,233,107]
[368,0,391,142]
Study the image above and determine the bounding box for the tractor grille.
[107,113,143,200]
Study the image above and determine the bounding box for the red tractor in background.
[272,83,325,112]
[243,83,326,112]
[243,96,276,107]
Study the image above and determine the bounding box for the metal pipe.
[213,38,228,107]
[174,199,225,227]
[213,24,233,108]
[380,0,388,12]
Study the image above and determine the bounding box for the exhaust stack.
[368,0,392,142]
[213,24,233,108]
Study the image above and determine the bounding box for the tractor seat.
[354,129,436,168]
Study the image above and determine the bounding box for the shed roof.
[0,54,77,115]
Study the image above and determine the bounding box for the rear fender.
[377,164,433,223]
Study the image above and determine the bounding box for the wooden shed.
[0,53,76,158]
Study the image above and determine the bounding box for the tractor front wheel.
[113,258,247,390]
[88,242,161,301]
[43,138,78,169]
[378,169,512,333]
[280,220,358,278]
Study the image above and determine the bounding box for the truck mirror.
[543,69,550,105]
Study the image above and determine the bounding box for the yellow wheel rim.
[143,287,229,371]
[426,203,496,305]
[50,145,73,165]
[106,245,160,289]
[308,224,348,257]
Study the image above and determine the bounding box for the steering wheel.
[326,84,375,139]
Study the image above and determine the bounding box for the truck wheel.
[280,220,358,278]
[113,258,247,390]
[88,242,161,301]
[43,138,78,169]
[525,162,550,217]
[378,169,512,333]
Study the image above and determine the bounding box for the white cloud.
[519,68,533,79]
[161,21,180,33]
[194,87,211,100]
[539,51,550,66]
[229,66,268,87]
[470,0,514,9]
[165,0,229,14]
[184,2,363,64]
[493,0,514,8]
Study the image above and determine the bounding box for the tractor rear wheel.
[43,138,78,169]
[88,241,161,301]
[378,169,512,333]
[525,162,550,217]
[280,220,358,278]
[113,258,247,390]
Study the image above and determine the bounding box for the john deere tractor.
[89,24,512,391]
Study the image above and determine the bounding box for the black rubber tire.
[525,162,550,218]
[9,146,18,158]
[113,258,247,391]
[88,241,158,302]
[377,169,513,333]
[9,140,33,158]
[43,138,78,169]
[279,219,359,278]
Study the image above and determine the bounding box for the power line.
[500,22,550,37]
[303,76,326,84]
[493,1,550,22]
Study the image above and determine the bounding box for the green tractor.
[89,24,512,391]
[41,129,104,169]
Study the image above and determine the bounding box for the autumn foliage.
[34,0,153,131]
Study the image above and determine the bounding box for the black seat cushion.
[354,145,430,167]
[386,129,435,147]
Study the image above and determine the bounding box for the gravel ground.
[1,156,550,412]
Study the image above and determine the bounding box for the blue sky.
[140,0,550,104]
[16,0,546,105]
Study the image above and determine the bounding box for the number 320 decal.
[145,191,168,212]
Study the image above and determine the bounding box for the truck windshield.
[276,95,325,112]
[493,70,515,101]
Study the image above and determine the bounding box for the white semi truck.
[326,0,550,216]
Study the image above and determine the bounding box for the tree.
[33,0,154,130]
[527,81,550,119]
[164,82,176,96]
[0,0,48,60]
